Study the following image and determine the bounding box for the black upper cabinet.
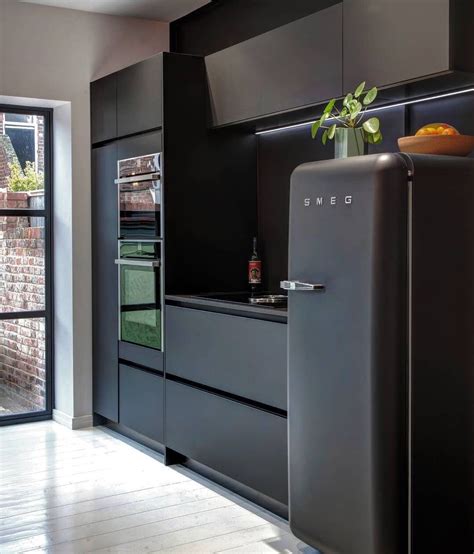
[117,130,162,161]
[90,73,117,144]
[205,5,342,127]
[91,54,163,145]
[344,0,474,91]
[117,55,163,138]
[92,142,119,422]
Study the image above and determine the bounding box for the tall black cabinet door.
[90,74,117,144]
[344,0,450,91]
[92,142,118,421]
[117,55,163,138]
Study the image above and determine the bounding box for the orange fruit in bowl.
[415,123,460,137]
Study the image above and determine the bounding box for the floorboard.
[0,421,313,553]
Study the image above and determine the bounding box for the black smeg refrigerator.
[283,154,473,554]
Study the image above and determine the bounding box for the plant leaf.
[354,81,366,98]
[350,101,362,120]
[363,87,378,105]
[322,129,329,146]
[328,123,337,140]
[373,130,383,144]
[323,98,336,115]
[363,117,380,134]
[343,93,353,107]
[311,120,321,139]
[320,112,329,125]
[340,107,348,118]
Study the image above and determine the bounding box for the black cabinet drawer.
[205,6,342,127]
[117,55,163,137]
[119,342,163,373]
[119,364,164,443]
[166,380,288,504]
[166,306,287,410]
[91,73,117,144]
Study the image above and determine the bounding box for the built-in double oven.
[115,153,163,351]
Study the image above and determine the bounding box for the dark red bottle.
[248,237,262,294]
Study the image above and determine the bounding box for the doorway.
[0,105,53,424]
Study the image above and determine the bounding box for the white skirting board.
[53,409,93,429]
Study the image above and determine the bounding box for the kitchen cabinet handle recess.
[280,280,325,292]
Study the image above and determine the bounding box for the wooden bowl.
[398,135,474,156]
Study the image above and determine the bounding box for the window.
[3,112,41,172]
[0,106,52,424]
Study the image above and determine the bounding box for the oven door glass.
[119,178,161,239]
[118,241,162,350]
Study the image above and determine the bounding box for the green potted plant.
[311,81,382,158]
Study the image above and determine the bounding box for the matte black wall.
[258,94,474,292]
[170,0,340,56]
[172,2,474,293]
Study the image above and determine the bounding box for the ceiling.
[19,0,211,22]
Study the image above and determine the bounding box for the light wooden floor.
[0,420,313,553]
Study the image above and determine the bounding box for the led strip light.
[255,87,474,136]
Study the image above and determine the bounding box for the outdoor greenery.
[7,161,44,192]
[311,81,383,145]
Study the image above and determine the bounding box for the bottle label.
[248,260,262,284]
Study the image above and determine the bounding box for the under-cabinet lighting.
[255,88,474,136]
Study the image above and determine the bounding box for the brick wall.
[0,192,46,410]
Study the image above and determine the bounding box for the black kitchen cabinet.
[343,0,474,91]
[90,73,117,144]
[205,5,342,127]
[117,55,163,138]
[117,129,162,161]
[92,142,118,422]
[119,364,164,443]
[166,380,288,505]
[166,305,287,411]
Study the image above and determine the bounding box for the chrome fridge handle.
[280,280,325,292]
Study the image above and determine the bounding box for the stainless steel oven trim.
[115,173,160,185]
[119,238,163,243]
[115,259,160,268]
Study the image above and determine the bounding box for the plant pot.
[334,127,367,158]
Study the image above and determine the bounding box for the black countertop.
[166,294,288,323]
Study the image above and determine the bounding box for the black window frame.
[0,104,53,426]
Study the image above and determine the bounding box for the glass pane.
[0,317,46,415]
[120,265,161,350]
[120,240,161,260]
[119,180,161,238]
[0,216,45,312]
[4,114,34,124]
[0,112,44,190]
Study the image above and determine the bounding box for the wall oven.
[115,154,163,351]
[116,153,161,239]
